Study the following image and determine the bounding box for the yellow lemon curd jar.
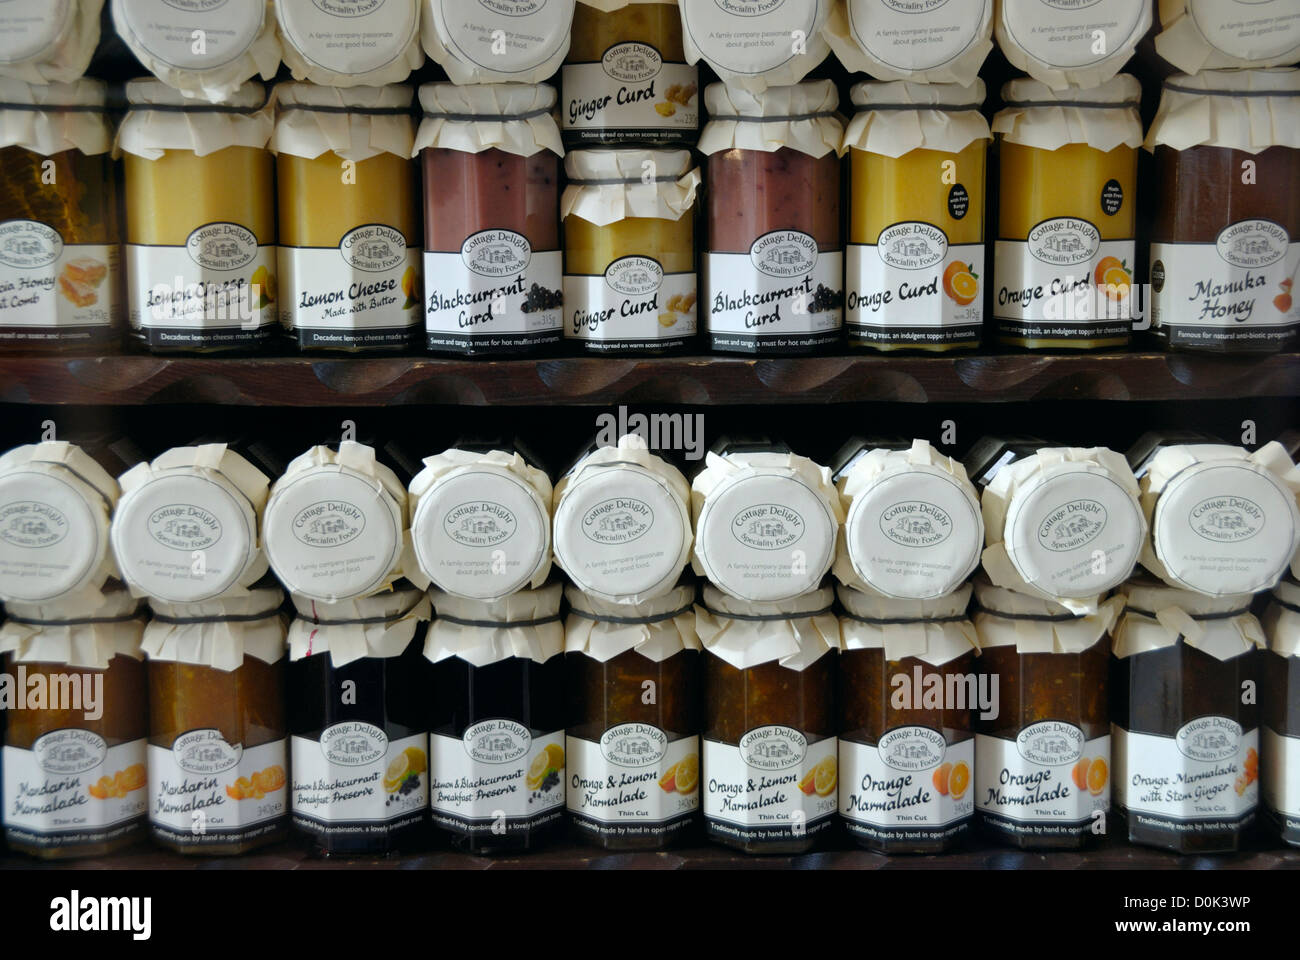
[562,148,701,354]
[991,75,1143,351]
[273,83,420,354]
[563,0,698,146]
[117,79,276,354]
[844,80,990,352]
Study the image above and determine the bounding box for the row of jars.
[2,571,1298,859]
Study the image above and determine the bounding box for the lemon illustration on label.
[383,752,410,793]
[526,742,565,791]
[251,265,275,308]
[401,265,418,310]
[403,745,427,776]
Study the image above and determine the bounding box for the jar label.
[846,233,983,346]
[975,727,1109,838]
[290,729,428,834]
[0,470,101,603]
[147,735,287,847]
[431,725,564,835]
[1150,231,1299,351]
[993,227,1133,342]
[0,0,69,64]
[127,230,277,349]
[566,729,699,839]
[0,223,120,341]
[117,0,266,70]
[703,730,838,843]
[1187,0,1300,62]
[278,0,418,75]
[564,259,697,351]
[839,732,974,838]
[279,233,421,348]
[1000,0,1147,69]
[1262,726,1300,841]
[847,0,990,72]
[1114,722,1258,834]
[705,236,843,353]
[561,54,699,142]
[424,239,562,355]
[2,737,147,847]
[431,0,573,75]
[681,0,820,76]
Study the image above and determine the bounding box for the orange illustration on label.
[942,261,979,306]
[226,764,286,801]
[88,763,147,799]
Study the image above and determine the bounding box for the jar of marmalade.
[1263,579,1300,847]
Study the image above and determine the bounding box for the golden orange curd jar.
[992,75,1143,351]
[843,80,991,352]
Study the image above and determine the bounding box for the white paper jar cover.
[834,439,983,600]
[564,579,698,663]
[0,441,121,605]
[1156,0,1300,74]
[993,0,1151,90]
[1112,578,1264,662]
[422,0,574,84]
[408,447,553,602]
[425,581,564,667]
[275,0,423,86]
[971,579,1121,654]
[694,582,840,672]
[0,0,101,84]
[838,582,979,667]
[287,587,431,667]
[679,0,830,92]
[825,0,993,84]
[143,585,287,672]
[1264,578,1300,658]
[0,77,114,156]
[111,444,271,605]
[0,582,145,670]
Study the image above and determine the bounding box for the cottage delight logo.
[878,726,946,772]
[478,0,546,15]
[0,219,62,270]
[880,0,952,11]
[751,230,818,279]
[462,229,531,279]
[1037,499,1107,552]
[600,722,667,767]
[34,730,107,776]
[465,719,532,763]
[1216,220,1288,269]
[603,42,663,83]
[444,500,518,548]
[732,503,804,550]
[1176,717,1242,763]
[322,721,388,766]
[292,500,366,548]
[174,728,241,775]
[341,224,406,273]
[1016,721,1084,766]
[147,503,222,551]
[880,501,952,548]
[0,500,68,549]
[163,0,231,12]
[714,0,787,15]
[1189,495,1264,543]
[605,256,664,297]
[1038,0,1102,9]
[187,222,258,271]
[740,725,807,771]
[1027,217,1101,267]
[582,497,653,545]
[312,0,385,17]
[878,222,948,270]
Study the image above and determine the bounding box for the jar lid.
[425,581,564,667]
[116,78,272,159]
[1145,68,1300,154]
[112,445,270,604]
[0,78,112,156]
[112,0,280,103]
[0,441,119,604]
[0,582,146,669]
[1156,0,1300,74]
[408,447,553,601]
[287,586,430,665]
[995,0,1150,90]
[825,0,993,85]
[696,582,840,671]
[680,0,830,92]
[412,82,563,157]
[271,82,415,162]
[264,443,408,604]
[1268,578,1300,657]
[564,579,698,663]
[561,148,700,226]
[834,440,983,599]
[422,0,573,84]
[552,435,693,604]
[277,0,423,86]
[838,582,978,666]
[697,80,844,158]
[0,0,99,85]
[993,74,1145,153]
[144,584,286,669]
[972,577,1119,654]
[1113,578,1263,661]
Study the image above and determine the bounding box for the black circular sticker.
[1101,179,1124,216]
[948,184,969,220]
[1152,260,1165,294]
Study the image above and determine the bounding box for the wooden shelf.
[0,352,1296,407]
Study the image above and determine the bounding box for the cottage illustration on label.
[187,222,259,271]
[751,231,820,279]
[0,220,62,269]
[1189,496,1264,543]
[0,501,68,548]
[603,41,663,83]
[321,721,389,766]
[292,500,366,547]
[878,726,947,772]
[606,256,664,297]
[462,230,532,279]
[878,222,948,271]
[444,500,518,548]
[731,503,805,550]
[147,503,222,551]
[1016,721,1084,766]
[464,719,532,765]
[33,730,108,776]
[340,224,407,273]
[1176,717,1243,763]
[582,497,653,545]
[173,728,242,775]
[600,723,668,767]
[1037,500,1107,552]
[740,725,808,771]
[1216,220,1288,270]
[880,501,952,548]
[1028,218,1101,267]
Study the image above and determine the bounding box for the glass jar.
[700,81,845,355]
[144,587,288,856]
[0,79,121,352]
[0,586,147,859]
[992,76,1143,351]
[275,0,421,87]
[679,0,829,90]
[287,589,432,856]
[994,0,1149,89]
[1262,579,1300,847]
[1155,0,1300,74]
[837,584,979,853]
[563,1,698,146]
[1111,580,1262,853]
[0,0,100,84]
[562,149,700,354]
[698,583,839,854]
[824,0,993,84]
[843,82,989,352]
[972,580,1118,849]
[273,83,421,354]
[422,0,574,85]
[1146,70,1300,353]
[429,584,567,855]
[118,79,276,354]
[415,83,564,357]
[565,581,701,850]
